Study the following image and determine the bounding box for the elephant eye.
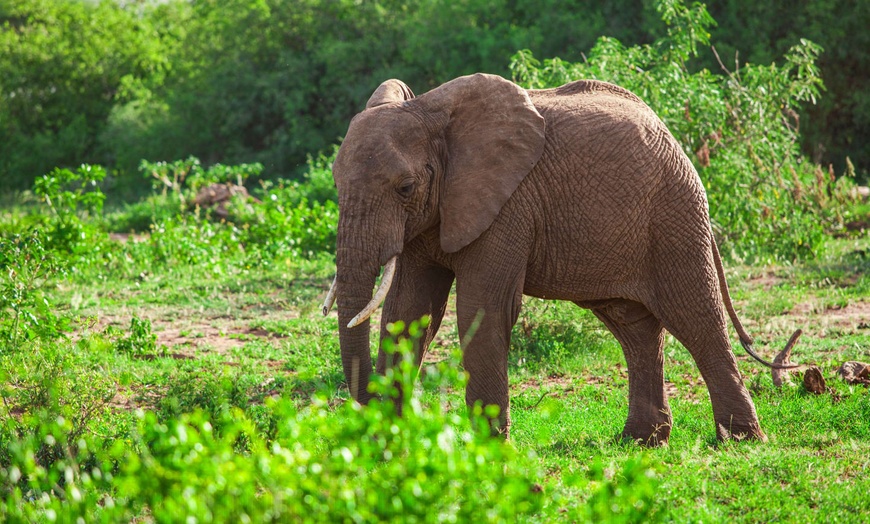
[396,179,416,198]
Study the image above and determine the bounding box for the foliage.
[4,0,865,193]
[0,150,339,355]
[0,338,118,487]
[110,316,159,358]
[142,156,264,202]
[703,0,870,183]
[32,164,108,255]
[510,0,859,261]
[0,164,109,346]
[0,0,169,189]
[0,230,70,346]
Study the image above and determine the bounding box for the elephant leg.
[455,269,525,437]
[590,300,671,446]
[376,256,454,382]
[653,272,765,441]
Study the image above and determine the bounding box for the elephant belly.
[522,243,650,304]
[518,186,654,305]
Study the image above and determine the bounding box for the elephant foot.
[467,401,511,439]
[715,420,767,442]
[622,416,672,447]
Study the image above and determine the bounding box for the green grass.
[1,161,868,521]
[3,230,867,520]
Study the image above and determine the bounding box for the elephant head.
[325,74,546,402]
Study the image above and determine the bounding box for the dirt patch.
[154,323,242,355]
[107,383,166,411]
[760,300,870,339]
[108,232,149,243]
[745,270,786,291]
[513,374,579,407]
[789,300,870,334]
[245,327,289,339]
[96,315,287,358]
[516,373,577,394]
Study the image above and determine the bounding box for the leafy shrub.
[0,164,110,346]
[0,231,70,346]
[141,156,264,203]
[139,214,243,269]
[510,0,859,261]
[110,316,160,358]
[0,337,118,509]
[157,368,257,425]
[31,164,109,257]
[107,152,338,271]
[234,150,338,262]
[256,149,339,208]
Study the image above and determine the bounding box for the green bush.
[32,164,109,256]
[0,0,168,189]
[511,0,859,261]
[0,230,70,346]
[0,337,119,506]
[3,0,867,191]
[110,316,160,358]
[0,153,339,328]
[97,153,338,276]
[0,165,111,346]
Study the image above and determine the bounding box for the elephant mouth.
[322,255,397,328]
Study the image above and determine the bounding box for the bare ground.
[761,300,870,340]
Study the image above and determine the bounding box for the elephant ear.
[366,79,415,108]
[419,73,546,253]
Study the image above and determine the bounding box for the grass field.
[1,157,868,520]
[3,220,867,520]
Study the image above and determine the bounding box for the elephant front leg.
[592,300,671,446]
[455,275,524,437]
[376,258,454,396]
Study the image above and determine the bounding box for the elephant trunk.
[333,195,404,403]
[336,251,379,404]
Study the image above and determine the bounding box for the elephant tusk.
[347,256,397,328]
[322,276,338,316]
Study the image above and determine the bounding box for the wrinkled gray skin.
[331,73,777,445]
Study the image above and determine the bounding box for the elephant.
[322,73,799,445]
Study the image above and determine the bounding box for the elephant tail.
[711,236,803,370]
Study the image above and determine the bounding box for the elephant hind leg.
[652,277,766,442]
[589,300,671,446]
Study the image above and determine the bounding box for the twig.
[527,391,550,410]
[711,45,736,80]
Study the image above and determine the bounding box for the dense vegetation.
[1,0,868,193]
[1,148,868,521]
[1,0,869,521]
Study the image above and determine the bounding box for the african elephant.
[322,73,797,445]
